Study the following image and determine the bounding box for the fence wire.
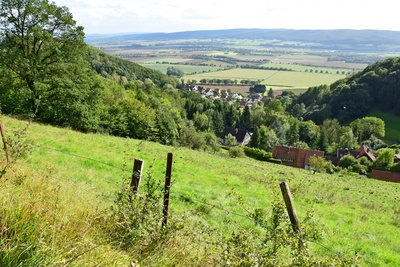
[10,139,349,261]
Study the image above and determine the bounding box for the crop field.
[141,63,222,74]
[185,68,346,89]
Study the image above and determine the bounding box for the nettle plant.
[221,181,355,267]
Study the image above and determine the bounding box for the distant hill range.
[86,28,400,52]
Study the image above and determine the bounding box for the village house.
[324,145,376,166]
[272,145,325,169]
[220,127,252,146]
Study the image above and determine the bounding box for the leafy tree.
[193,112,209,132]
[373,148,395,171]
[249,84,266,94]
[166,66,184,77]
[0,0,86,113]
[339,127,358,149]
[298,120,319,147]
[224,133,237,147]
[309,156,327,173]
[338,154,357,169]
[259,126,279,152]
[350,116,385,142]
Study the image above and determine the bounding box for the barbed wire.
[10,137,349,261]
[176,191,348,260]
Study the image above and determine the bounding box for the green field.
[2,116,400,266]
[185,68,346,89]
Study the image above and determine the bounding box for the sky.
[52,0,399,34]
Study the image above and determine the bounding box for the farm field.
[2,116,400,266]
[184,68,346,90]
[91,37,378,91]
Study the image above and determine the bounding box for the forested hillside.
[295,57,400,124]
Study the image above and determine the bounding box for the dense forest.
[0,0,399,170]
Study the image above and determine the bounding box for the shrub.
[229,146,245,158]
[243,146,272,161]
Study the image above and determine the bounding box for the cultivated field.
[94,38,373,92]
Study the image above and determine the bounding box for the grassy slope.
[1,116,400,266]
[368,108,400,144]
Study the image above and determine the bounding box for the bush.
[229,146,245,158]
[243,146,272,161]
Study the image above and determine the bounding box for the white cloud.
[53,0,400,34]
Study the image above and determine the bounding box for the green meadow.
[1,116,400,266]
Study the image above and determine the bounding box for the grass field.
[1,116,400,266]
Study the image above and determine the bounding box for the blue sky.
[53,0,400,34]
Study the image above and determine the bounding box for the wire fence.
[3,136,349,261]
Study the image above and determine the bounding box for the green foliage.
[229,146,245,158]
[373,148,395,171]
[338,154,357,169]
[0,0,86,113]
[309,156,328,173]
[249,84,266,94]
[224,133,237,147]
[243,146,272,161]
[221,185,355,266]
[107,171,168,251]
[88,46,174,88]
[350,116,385,142]
[295,57,400,123]
[166,66,184,77]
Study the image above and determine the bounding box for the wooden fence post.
[280,181,301,233]
[162,153,173,229]
[0,122,10,166]
[130,159,144,194]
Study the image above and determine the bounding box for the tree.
[249,125,260,148]
[0,0,86,113]
[373,148,394,171]
[350,117,385,142]
[268,88,274,98]
[339,127,358,149]
[309,156,327,173]
[224,133,237,146]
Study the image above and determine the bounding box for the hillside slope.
[86,46,175,88]
[1,116,400,266]
[295,57,400,125]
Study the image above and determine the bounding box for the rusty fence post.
[0,122,10,166]
[162,153,173,229]
[130,159,144,194]
[279,181,301,233]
